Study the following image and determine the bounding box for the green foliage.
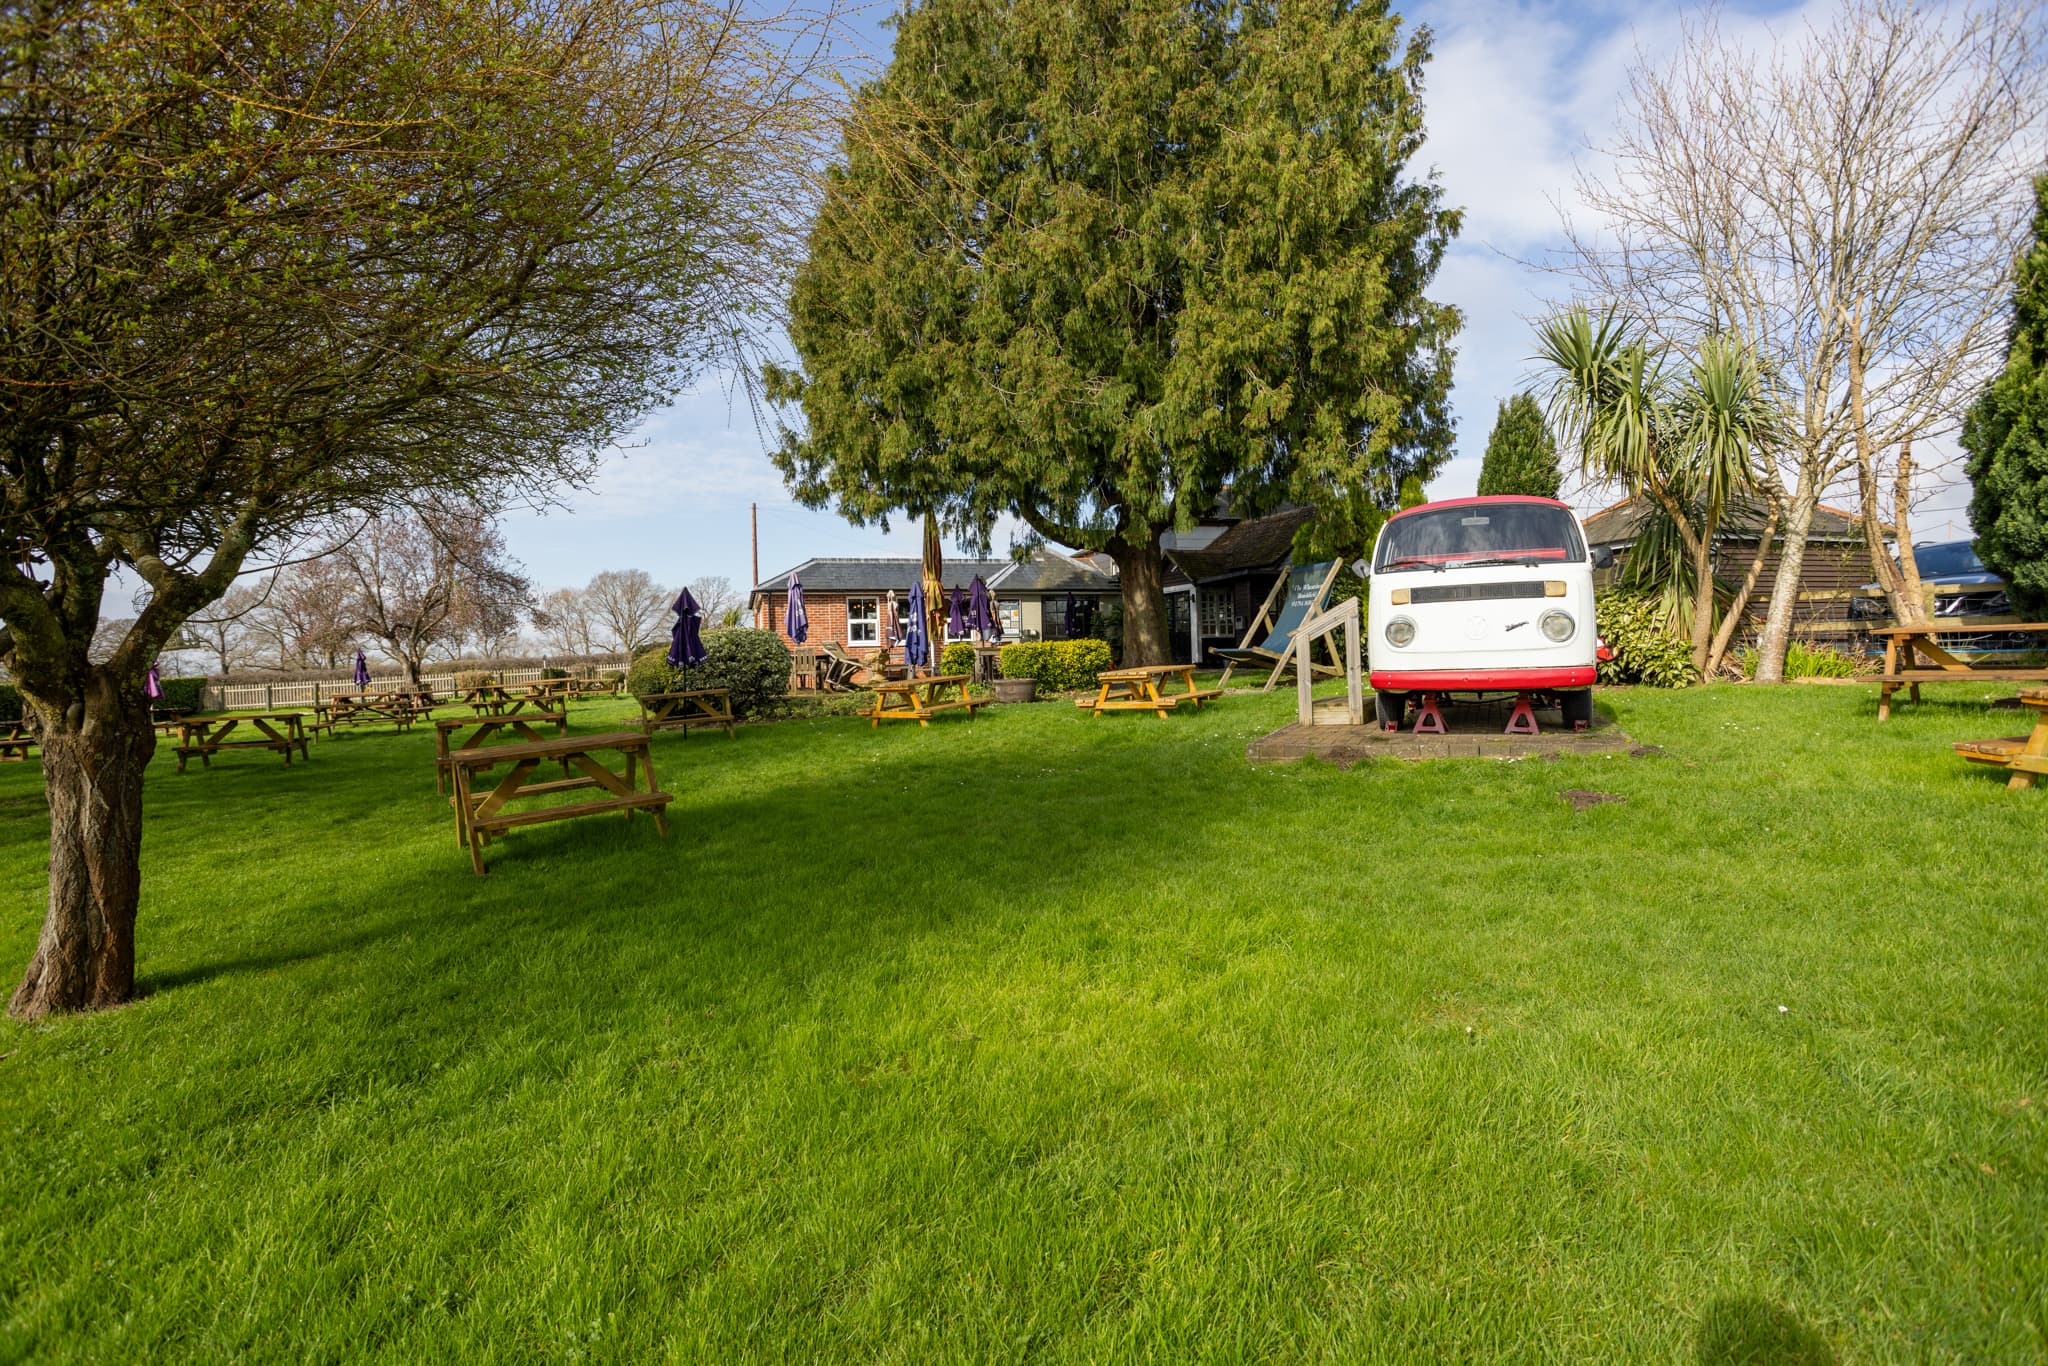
[1964,176,2048,620]
[455,670,494,691]
[1475,393,1563,498]
[998,639,1114,692]
[1595,593,1698,688]
[627,628,791,718]
[1739,640,1860,680]
[156,677,206,714]
[540,667,570,680]
[767,0,1460,603]
[0,684,18,724]
[938,642,977,677]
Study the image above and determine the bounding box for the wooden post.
[264,684,273,710]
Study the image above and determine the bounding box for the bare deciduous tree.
[1560,0,2045,677]
[689,574,742,624]
[176,583,266,674]
[538,587,600,658]
[586,569,672,655]
[330,509,534,689]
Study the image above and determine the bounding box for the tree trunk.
[9,678,154,1021]
[1892,439,1927,624]
[1687,529,1716,677]
[1108,530,1172,666]
[1753,475,1819,683]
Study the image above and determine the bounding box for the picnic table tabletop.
[432,709,571,794]
[1874,621,2048,720]
[447,729,672,874]
[865,674,980,728]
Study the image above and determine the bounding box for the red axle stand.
[1504,692,1541,735]
[1411,693,1447,735]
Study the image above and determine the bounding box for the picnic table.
[1078,664,1223,719]
[448,730,672,875]
[171,712,310,772]
[0,721,35,762]
[865,673,982,728]
[311,692,423,735]
[432,709,570,796]
[522,677,576,705]
[1954,688,2048,791]
[1873,621,2048,720]
[566,676,620,697]
[636,689,735,739]
[464,686,551,718]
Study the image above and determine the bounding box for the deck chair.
[818,641,867,692]
[1215,560,1345,691]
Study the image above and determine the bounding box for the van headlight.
[1385,616,1416,648]
[1540,609,1575,643]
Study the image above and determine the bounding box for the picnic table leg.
[639,745,672,837]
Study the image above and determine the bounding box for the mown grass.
[1,681,2043,1362]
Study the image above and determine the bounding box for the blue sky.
[498,0,1982,598]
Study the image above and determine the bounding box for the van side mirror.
[1590,545,1615,571]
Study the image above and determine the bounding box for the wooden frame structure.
[1873,621,2048,721]
[448,730,672,875]
[171,712,311,771]
[865,674,981,728]
[1291,596,1364,728]
[636,688,735,738]
[1078,664,1222,718]
[1215,560,1345,691]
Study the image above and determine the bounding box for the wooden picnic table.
[1954,688,2048,791]
[1,721,35,762]
[522,677,576,704]
[1078,663,1223,719]
[464,686,550,718]
[636,689,735,738]
[865,673,982,728]
[1873,621,2048,720]
[311,692,424,735]
[432,709,570,796]
[566,676,620,697]
[448,730,672,875]
[171,712,310,772]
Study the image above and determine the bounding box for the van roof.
[1387,495,1573,522]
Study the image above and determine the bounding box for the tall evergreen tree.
[1963,177,2048,620]
[766,0,1460,663]
[1475,393,1562,499]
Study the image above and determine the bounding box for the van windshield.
[1375,503,1586,572]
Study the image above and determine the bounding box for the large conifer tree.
[1963,178,2048,620]
[767,0,1460,663]
[1475,393,1562,499]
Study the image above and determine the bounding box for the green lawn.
[2,682,2043,1362]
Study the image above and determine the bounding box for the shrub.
[627,627,790,717]
[540,666,570,680]
[0,684,19,724]
[1595,592,1697,688]
[455,670,494,691]
[938,642,976,676]
[999,638,1113,691]
[157,676,207,714]
[1740,639,1861,680]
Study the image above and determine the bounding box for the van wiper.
[1383,557,1448,572]
[1453,556,1552,569]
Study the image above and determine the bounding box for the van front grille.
[1408,581,1549,604]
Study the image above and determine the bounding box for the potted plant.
[991,674,1037,703]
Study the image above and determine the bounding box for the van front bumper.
[1368,666,1596,691]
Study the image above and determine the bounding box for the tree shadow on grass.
[1694,1295,1834,1366]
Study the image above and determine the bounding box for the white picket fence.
[211,667,584,712]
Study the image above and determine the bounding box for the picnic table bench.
[448,730,672,875]
[0,721,35,762]
[171,712,310,772]
[432,710,570,795]
[1873,621,2048,720]
[636,689,735,738]
[310,692,424,735]
[1954,688,2048,791]
[1079,664,1223,718]
[865,674,982,728]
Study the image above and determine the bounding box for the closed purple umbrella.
[948,586,968,639]
[969,576,1000,641]
[882,589,901,646]
[667,588,708,668]
[145,664,162,700]
[352,648,370,690]
[904,583,931,670]
[784,573,808,645]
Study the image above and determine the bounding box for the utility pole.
[751,502,759,592]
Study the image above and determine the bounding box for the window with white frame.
[846,596,879,646]
[1198,587,1234,637]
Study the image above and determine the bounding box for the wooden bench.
[1079,664,1222,718]
[310,693,423,735]
[866,674,982,728]
[0,722,35,762]
[1954,688,2048,791]
[636,689,735,738]
[432,710,570,795]
[1873,621,2048,720]
[172,712,310,772]
[447,730,672,875]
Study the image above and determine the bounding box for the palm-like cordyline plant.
[1536,308,1781,677]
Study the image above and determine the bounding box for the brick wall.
[757,591,903,664]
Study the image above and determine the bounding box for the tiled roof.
[751,558,1006,595]
[986,550,1116,593]
[1163,505,1314,581]
[1582,495,1879,545]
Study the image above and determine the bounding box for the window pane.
[847,596,878,646]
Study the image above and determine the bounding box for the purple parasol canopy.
[903,583,931,669]
[145,664,162,700]
[948,587,968,639]
[969,576,999,641]
[668,587,708,668]
[352,648,371,689]
[784,573,808,645]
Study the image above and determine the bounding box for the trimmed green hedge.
[0,684,18,724]
[938,642,976,677]
[998,639,1113,691]
[1595,593,1697,688]
[628,627,791,718]
[157,676,206,714]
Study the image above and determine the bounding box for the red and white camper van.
[1367,495,1607,732]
